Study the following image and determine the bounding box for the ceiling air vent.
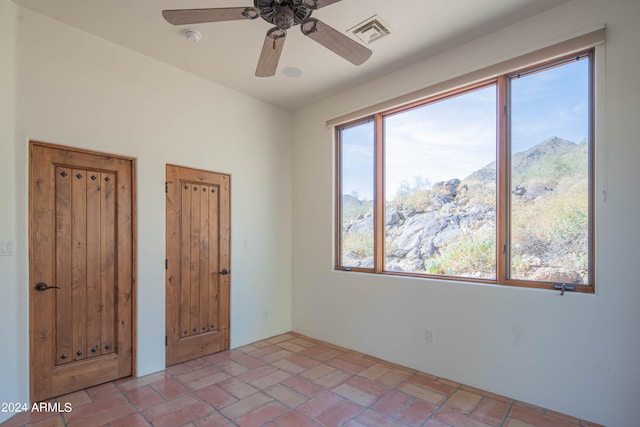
[349,15,391,45]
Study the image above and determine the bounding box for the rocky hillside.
[342,137,589,284]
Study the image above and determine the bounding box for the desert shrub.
[424,258,444,275]
[511,189,588,278]
[424,232,496,277]
[342,232,374,259]
[510,254,532,277]
[392,189,432,211]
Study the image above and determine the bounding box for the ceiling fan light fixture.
[273,6,295,30]
[183,29,202,43]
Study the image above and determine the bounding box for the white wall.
[0,0,20,416]
[291,1,640,426]
[1,4,292,422]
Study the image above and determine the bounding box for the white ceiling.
[12,0,570,111]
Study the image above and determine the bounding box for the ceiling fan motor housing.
[255,0,312,28]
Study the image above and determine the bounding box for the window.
[508,56,592,287]
[336,51,594,292]
[338,120,375,268]
[384,84,497,280]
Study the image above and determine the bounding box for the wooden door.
[165,165,230,366]
[29,141,135,402]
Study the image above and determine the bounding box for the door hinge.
[165,182,168,193]
[165,335,168,346]
[165,258,168,270]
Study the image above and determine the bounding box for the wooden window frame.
[335,50,595,294]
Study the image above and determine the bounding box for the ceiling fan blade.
[256,28,287,77]
[301,18,372,66]
[302,0,343,10]
[162,7,260,25]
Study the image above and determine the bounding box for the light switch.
[0,240,14,256]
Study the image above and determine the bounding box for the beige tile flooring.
[1,332,603,427]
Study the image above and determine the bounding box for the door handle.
[35,282,60,291]
[212,269,230,276]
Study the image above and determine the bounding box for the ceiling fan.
[162,0,373,77]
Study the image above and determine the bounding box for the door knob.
[220,269,230,275]
[35,282,60,291]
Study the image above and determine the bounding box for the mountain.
[342,193,372,222]
[465,136,579,183]
[342,136,588,284]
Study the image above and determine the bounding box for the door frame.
[29,141,137,402]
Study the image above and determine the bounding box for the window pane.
[509,57,590,284]
[384,85,497,279]
[339,120,375,268]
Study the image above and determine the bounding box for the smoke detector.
[184,29,202,43]
[349,15,391,45]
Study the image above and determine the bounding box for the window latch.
[554,283,576,296]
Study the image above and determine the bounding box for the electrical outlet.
[263,310,273,320]
[426,328,435,343]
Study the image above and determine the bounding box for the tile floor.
[1,332,603,427]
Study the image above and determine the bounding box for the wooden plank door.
[29,141,135,402]
[165,165,230,366]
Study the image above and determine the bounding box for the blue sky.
[341,57,589,200]
[511,58,589,151]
